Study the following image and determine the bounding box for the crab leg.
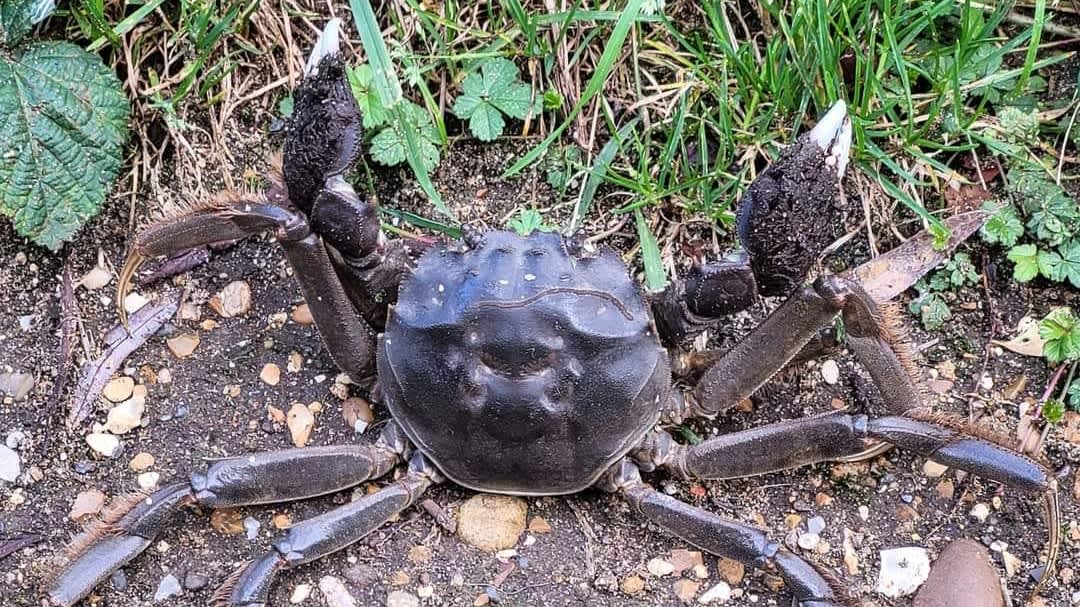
[685,274,921,418]
[604,462,852,607]
[42,431,405,607]
[640,411,1060,585]
[218,454,440,607]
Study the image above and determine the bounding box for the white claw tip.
[809,100,852,177]
[305,18,343,77]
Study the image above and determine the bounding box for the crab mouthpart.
[305,18,342,77]
[808,100,852,177]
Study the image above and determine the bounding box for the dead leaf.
[993,312,1055,357]
[944,184,992,212]
[69,293,180,428]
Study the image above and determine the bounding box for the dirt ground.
[0,120,1078,607]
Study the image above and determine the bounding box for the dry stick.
[47,254,77,422]
[967,252,999,421]
[565,498,597,579]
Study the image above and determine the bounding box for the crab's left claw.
[737,100,853,297]
[284,17,362,213]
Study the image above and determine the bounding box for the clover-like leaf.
[452,57,533,142]
[1039,308,1080,364]
[507,208,555,236]
[346,64,390,129]
[980,204,1023,247]
[1006,244,1039,282]
[0,41,130,249]
[368,101,439,173]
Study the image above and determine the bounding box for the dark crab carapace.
[45,19,1060,607]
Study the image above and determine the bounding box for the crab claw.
[736,101,853,297]
[284,18,362,213]
[304,17,342,77]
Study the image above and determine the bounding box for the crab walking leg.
[684,274,922,418]
[218,454,440,607]
[644,411,1061,583]
[605,462,851,607]
[42,430,406,607]
[121,194,379,378]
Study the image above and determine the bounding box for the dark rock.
[914,539,1002,607]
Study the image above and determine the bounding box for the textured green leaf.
[368,101,439,172]
[0,41,130,249]
[1039,308,1080,364]
[0,0,40,47]
[452,57,532,141]
[1006,244,1039,282]
[980,204,1023,247]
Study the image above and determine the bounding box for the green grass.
[55,0,1079,290]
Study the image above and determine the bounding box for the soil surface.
[1,113,1078,607]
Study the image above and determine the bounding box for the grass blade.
[503,0,644,177]
[570,117,639,232]
[349,0,451,218]
[634,209,668,291]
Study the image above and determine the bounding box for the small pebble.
[797,533,820,551]
[110,570,128,591]
[875,546,930,598]
[674,579,701,602]
[698,581,732,604]
[807,516,826,534]
[292,303,314,325]
[261,363,282,386]
[69,489,107,521]
[106,397,145,434]
[103,376,135,402]
[244,516,261,541]
[137,472,160,490]
[820,360,840,384]
[287,403,315,447]
[648,557,676,577]
[166,333,200,359]
[130,452,155,471]
[319,576,357,607]
[4,430,24,449]
[620,575,645,596]
[969,503,990,522]
[153,574,182,602]
[290,583,312,604]
[457,494,526,551]
[0,445,20,483]
[386,590,419,607]
[209,281,252,318]
[86,433,122,458]
[183,572,208,590]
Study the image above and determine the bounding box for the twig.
[48,253,77,418]
[565,498,597,578]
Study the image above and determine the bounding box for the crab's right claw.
[284,18,362,213]
[737,101,853,297]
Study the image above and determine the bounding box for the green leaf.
[1068,381,1080,411]
[1045,239,1080,287]
[634,210,668,291]
[1006,244,1039,282]
[368,101,440,173]
[909,292,951,331]
[1039,308,1080,364]
[346,64,389,129]
[452,57,533,142]
[1043,398,1066,424]
[507,208,555,236]
[0,41,130,249]
[980,204,1023,247]
[0,0,54,47]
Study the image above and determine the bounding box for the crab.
[44,19,1060,607]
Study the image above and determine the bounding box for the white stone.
[290,583,312,604]
[798,532,821,550]
[153,574,182,602]
[875,547,930,598]
[86,433,122,458]
[385,590,419,607]
[698,581,732,604]
[318,576,356,607]
[647,557,675,577]
[106,397,145,434]
[821,360,840,384]
[969,503,991,522]
[137,472,160,490]
[0,445,20,483]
